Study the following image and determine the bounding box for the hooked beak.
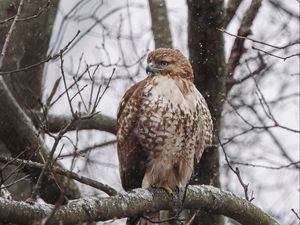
[146,63,154,75]
[146,63,162,75]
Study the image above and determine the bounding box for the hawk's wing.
[117,79,148,191]
[194,92,213,162]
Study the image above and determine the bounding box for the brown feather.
[117,79,148,190]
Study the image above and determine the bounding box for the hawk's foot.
[161,185,175,198]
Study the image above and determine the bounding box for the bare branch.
[291,208,300,221]
[29,115,76,201]
[45,113,116,134]
[0,185,279,225]
[0,155,118,196]
[268,0,300,19]
[247,105,300,168]
[218,137,254,202]
[0,0,24,69]
[226,0,262,76]
[220,28,300,50]
[226,53,267,91]
[148,0,172,48]
[231,160,300,170]
[59,140,117,158]
[224,0,243,28]
[252,46,300,61]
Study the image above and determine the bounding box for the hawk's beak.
[146,63,154,75]
[146,63,161,75]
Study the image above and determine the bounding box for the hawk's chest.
[137,76,202,151]
[142,76,199,111]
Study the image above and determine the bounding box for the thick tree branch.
[227,0,262,76]
[44,113,116,135]
[148,0,172,48]
[224,0,243,28]
[188,0,226,224]
[0,185,279,225]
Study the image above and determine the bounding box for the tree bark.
[187,0,226,224]
[0,185,279,225]
[148,0,172,48]
[224,0,243,28]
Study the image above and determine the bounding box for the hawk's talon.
[161,185,174,196]
[174,185,180,194]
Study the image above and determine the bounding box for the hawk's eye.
[160,61,169,66]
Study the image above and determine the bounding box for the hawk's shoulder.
[117,79,147,122]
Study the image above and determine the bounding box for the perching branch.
[0,185,279,225]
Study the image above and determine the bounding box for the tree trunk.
[187,0,226,224]
[148,0,172,48]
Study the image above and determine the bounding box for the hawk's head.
[146,48,193,81]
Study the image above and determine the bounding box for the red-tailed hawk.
[117,48,213,225]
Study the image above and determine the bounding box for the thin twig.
[247,105,300,168]
[220,28,300,50]
[59,140,117,158]
[252,46,300,61]
[291,208,300,221]
[92,68,115,113]
[226,53,267,90]
[0,0,50,25]
[29,110,75,201]
[218,136,254,202]
[1,175,30,189]
[268,0,300,19]
[231,160,300,170]
[60,53,75,117]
